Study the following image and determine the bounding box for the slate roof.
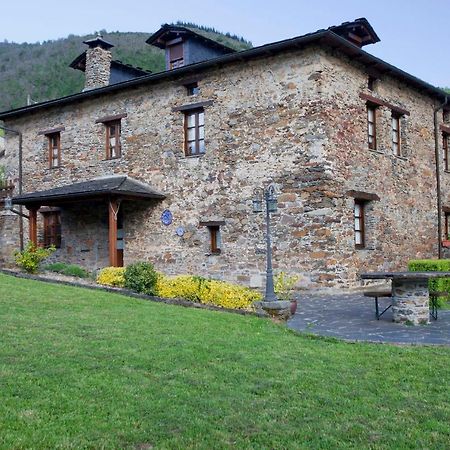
[0,19,448,120]
[146,24,237,53]
[12,176,166,206]
[69,52,151,77]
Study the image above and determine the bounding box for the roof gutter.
[434,97,449,258]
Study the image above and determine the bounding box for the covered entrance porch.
[11,176,165,267]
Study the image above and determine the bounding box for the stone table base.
[392,278,429,325]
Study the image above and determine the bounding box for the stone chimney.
[83,36,114,90]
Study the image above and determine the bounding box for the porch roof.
[12,176,166,207]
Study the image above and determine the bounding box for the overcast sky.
[1,0,449,87]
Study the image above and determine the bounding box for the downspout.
[0,125,23,250]
[434,97,448,259]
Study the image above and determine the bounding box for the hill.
[0,24,252,112]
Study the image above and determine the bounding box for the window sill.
[393,154,408,161]
[206,250,222,256]
[368,149,384,155]
[48,166,62,170]
[102,156,122,161]
[444,170,450,174]
[184,153,205,159]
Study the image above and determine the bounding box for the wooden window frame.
[208,225,221,254]
[444,133,449,172]
[445,212,450,240]
[47,132,61,169]
[392,112,401,156]
[184,108,205,156]
[185,82,199,96]
[43,211,61,248]
[105,119,121,159]
[367,104,377,150]
[169,43,184,69]
[354,200,365,249]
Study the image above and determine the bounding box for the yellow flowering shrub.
[274,271,299,301]
[156,274,206,301]
[156,274,262,310]
[97,267,126,287]
[199,280,262,310]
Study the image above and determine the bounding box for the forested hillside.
[0,23,251,112]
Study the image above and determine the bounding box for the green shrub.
[45,262,90,278]
[124,262,158,295]
[14,243,56,274]
[408,259,450,307]
[97,267,126,287]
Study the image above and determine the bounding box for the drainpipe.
[0,124,23,250]
[434,97,448,259]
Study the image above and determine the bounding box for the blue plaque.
[161,209,173,226]
[176,226,185,237]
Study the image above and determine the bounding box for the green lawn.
[1,273,450,449]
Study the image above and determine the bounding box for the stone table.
[360,272,450,325]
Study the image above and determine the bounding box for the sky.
[1,0,449,88]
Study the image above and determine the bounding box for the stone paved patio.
[287,292,450,345]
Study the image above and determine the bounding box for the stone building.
[0,18,449,289]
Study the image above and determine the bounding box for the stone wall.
[1,45,445,289]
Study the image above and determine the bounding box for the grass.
[1,273,450,449]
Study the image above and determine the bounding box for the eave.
[0,30,448,121]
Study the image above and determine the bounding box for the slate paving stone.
[287,292,450,345]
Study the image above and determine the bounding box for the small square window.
[186,82,200,96]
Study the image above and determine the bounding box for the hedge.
[408,259,450,306]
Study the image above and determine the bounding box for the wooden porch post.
[108,198,119,267]
[27,207,38,246]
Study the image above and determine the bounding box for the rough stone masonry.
[0,27,449,291]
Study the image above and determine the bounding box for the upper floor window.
[367,104,377,150]
[185,109,205,156]
[367,76,376,91]
[354,200,365,249]
[444,133,449,171]
[43,211,61,248]
[444,110,450,124]
[169,43,184,69]
[106,120,121,159]
[392,113,401,156]
[186,82,199,96]
[48,132,61,168]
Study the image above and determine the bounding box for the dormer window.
[169,43,184,69]
[106,120,121,159]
